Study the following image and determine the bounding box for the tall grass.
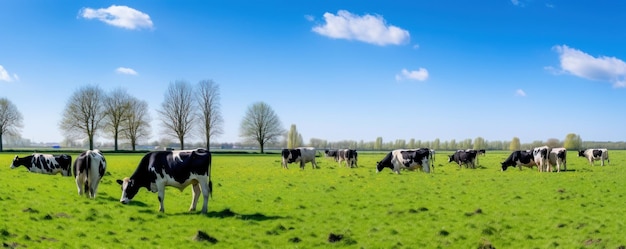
[0,150,624,248]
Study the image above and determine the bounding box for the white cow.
[281,147,318,169]
[548,148,567,172]
[532,146,550,172]
[578,149,610,166]
[73,149,107,198]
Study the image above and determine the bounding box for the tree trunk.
[0,133,3,152]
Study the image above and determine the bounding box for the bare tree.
[239,101,284,153]
[196,79,223,150]
[59,85,106,150]
[123,97,151,151]
[0,98,23,152]
[103,88,132,151]
[158,80,195,150]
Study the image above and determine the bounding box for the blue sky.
[1,0,625,145]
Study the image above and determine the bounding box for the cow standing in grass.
[117,148,213,214]
[376,148,432,174]
[10,153,72,176]
[74,149,107,198]
[282,147,318,169]
[578,149,610,166]
[548,148,567,172]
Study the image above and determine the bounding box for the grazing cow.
[324,149,338,159]
[501,150,536,171]
[532,146,550,172]
[333,149,358,168]
[74,150,107,198]
[376,148,432,174]
[116,148,212,213]
[281,147,318,169]
[448,150,478,169]
[548,148,567,172]
[578,149,610,166]
[10,153,72,176]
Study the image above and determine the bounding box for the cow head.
[116,177,140,204]
[447,155,454,163]
[578,150,586,157]
[501,162,514,171]
[10,155,20,169]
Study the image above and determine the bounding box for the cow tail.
[208,160,213,199]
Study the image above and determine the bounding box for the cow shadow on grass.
[171,208,285,221]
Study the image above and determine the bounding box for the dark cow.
[74,149,107,198]
[334,149,358,168]
[10,153,72,176]
[501,150,536,171]
[282,147,318,169]
[578,148,609,166]
[324,149,338,158]
[116,148,212,213]
[376,148,432,174]
[448,150,478,169]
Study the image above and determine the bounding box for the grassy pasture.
[1,150,625,248]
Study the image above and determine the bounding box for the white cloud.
[515,89,526,97]
[79,5,153,30]
[0,65,18,82]
[552,45,626,88]
[304,15,314,22]
[511,0,523,6]
[395,68,429,82]
[116,67,138,75]
[312,10,410,46]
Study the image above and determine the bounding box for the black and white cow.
[73,149,107,198]
[334,149,358,168]
[324,149,338,159]
[281,147,318,169]
[501,150,536,171]
[10,153,72,176]
[376,148,432,174]
[578,148,610,166]
[116,148,213,213]
[548,148,567,172]
[448,150,478,169]
[533,146,550,172]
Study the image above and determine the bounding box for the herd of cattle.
[7,147,611,213]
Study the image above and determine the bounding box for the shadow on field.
[204,208,284,221]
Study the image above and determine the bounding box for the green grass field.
[1,150,624,248]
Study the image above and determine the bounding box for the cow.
[116,148,213,214]
[578,149,610,166]
[469,149,486,165]
[10,153,72,176]
[324,149,338,159]
[501,150,536,171]
[533,146,550,172]
[333,149,358,168]
[73,149,107,198]
[281,147,318,169]
[376,148,432,174]
[448,150,478,169]
[548,148,567,172]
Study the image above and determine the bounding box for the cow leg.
[200,179,210,214]
[312,159,318,169]
[189,183,201,212]
[157,185,166,212]
[76,176,85,196]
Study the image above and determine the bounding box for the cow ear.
[116,179,123,185]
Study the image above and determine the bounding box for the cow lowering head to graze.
[281,147,318,169]
[533,146,550,172]
[578,148,610,166]
[333,149,358,168]
[116,148,212,214]
[10,153,72,176]
[74,149,106,198]
[548,148,567,172]
[501,150,535,171]
[448,150,478,169]
[324,149,338,159]
[376,148,432,174]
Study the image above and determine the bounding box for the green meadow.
[1,150,625,248]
